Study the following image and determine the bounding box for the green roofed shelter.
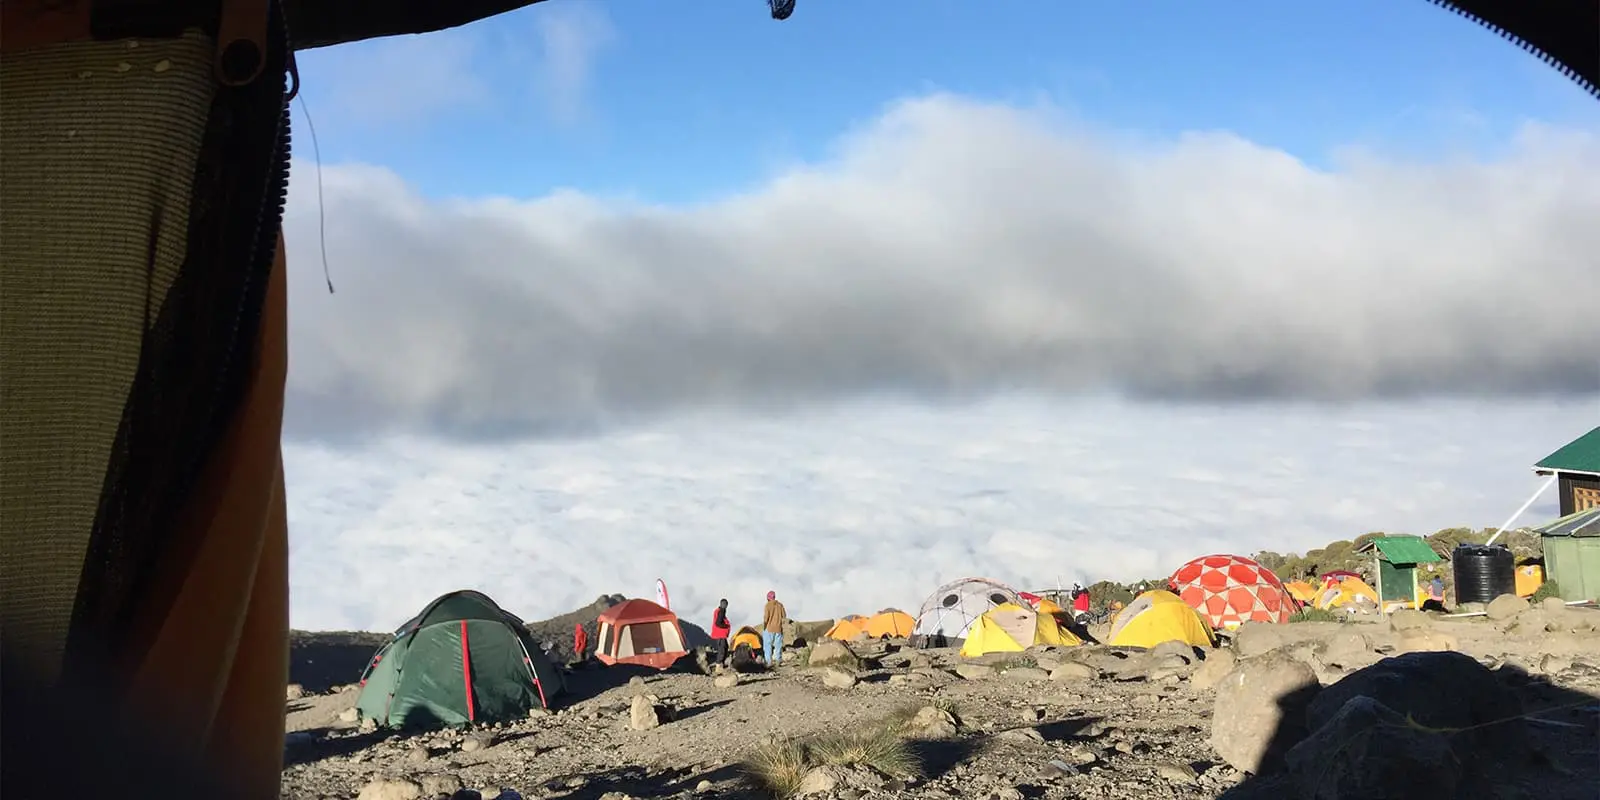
[1534,427,1600,517]
[1531,508,1600,602]
[355,590,565,729]
[1357,535,1443,611]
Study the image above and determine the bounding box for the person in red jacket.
[1071,583,1092,616]
[573,623,588,663]
[709,599,732,666]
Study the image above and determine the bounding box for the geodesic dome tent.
[1170,554,1294,630]
[913,577,1022,647]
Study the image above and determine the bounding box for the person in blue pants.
[761,590,787,666]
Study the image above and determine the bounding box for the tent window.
[989,593,1009,606]
[941,594,960,608]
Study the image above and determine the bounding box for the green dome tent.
[355,590,565,729]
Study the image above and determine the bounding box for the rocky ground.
[281,596,1600,800]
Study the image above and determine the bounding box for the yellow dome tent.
[1312,576,1380,610]
[1283,581,1319,604]
[731,626,764,653]
[959,603,1080,657]
[1106,590,1214,649]
[861,610,915,638]
[824,616,868,640]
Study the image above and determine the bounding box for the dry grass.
[741,736,812,798]
[741,713,925,797]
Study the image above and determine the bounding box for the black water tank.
[1453,544,1516,605]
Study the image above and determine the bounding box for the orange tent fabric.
[861,610,915,638]
[825,617,867,640]
[595,599,689,670]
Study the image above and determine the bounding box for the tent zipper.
[1422,0,1599,99]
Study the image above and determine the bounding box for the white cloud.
[283,395,1596,633]
[274,90,1600,635]
[279,93,1600,441]
[531,3,615,124]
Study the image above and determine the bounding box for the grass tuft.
[1288,607,1341,623]
[741,712,927,797]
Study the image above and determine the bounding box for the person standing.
[762,591,787,666]
[710,598,732,666]
[573,623,589,663]
[1071,583,1091,615]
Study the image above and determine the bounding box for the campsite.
[279,538,1600,799]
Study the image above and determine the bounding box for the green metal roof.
[1534,426,1600,475]
[1532,508,1600,538]
[1362,535,1444,565]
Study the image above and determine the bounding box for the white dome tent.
[912,577,1022,648]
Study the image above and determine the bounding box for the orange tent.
[825,616,868,640]
[861,610,915,638]
[595,599,689,670]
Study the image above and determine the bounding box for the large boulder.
[1189,648,1237,691]
[807,640,861,669]
[785,619,835,646]
[1304,651,1527,765]
[1485,594,1529,622]
[1284,694,1459,800]
[1234,622,1287,658]
[1209,652,1321,774]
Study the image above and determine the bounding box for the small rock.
[907,705,960,738]
[1314,630,1371,665]
[1388,609,1432,632]
[1049,662,1097,683]
[628,675,647,690]
[338,707,360,723]
[1485,594,1529,621]
[955,663,997,680]
[407,745,430,763]
[713,671,740,688]
[285,683,305,701]
[821,666,859,689]
[1154,761,1198,784]
[1148,640,1197,663]
[1541,596,1568,614]
[1540,653,1573,675]
[999,726,1045,743]
[1023,706,1046,722]
[795,766,840,796]
[420,775,463,795]
[460,732,493,752]
[356,778,424,800]
[359,716,378,733]
[1002,667,1050,682]
[629,694,664,730]
[694,780,713,793]
[808,639,863,669]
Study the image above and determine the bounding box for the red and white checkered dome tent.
[1170,554,1293,629]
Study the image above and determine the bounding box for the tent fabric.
[1283,581,1319,604]
[355,590,564,729]
[1170,554,1294,630]
[1107,591,1214,649]
[959,603,1079,657]
[1312,576,1380,611]
[825,617,868,640]
[0,23,295,799]
[731,625,764,653]
[594,598,688,670]
[861,610,915,638]
[914,577,1023,645]
[1516,564,1545,597]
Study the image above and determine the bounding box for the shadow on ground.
[1219,652,1600,800]
[544,763,745,800]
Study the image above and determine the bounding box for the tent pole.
[1485,474,1557,547]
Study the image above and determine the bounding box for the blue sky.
[293,0,1599,203]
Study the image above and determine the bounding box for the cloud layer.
[284,395,1594,633]
[279,94,1600,442]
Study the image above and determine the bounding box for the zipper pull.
[215,0,269,86]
